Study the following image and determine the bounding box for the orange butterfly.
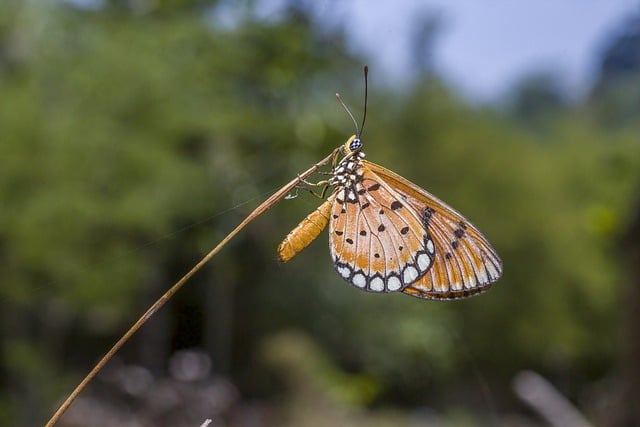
[278,68,501,300]
[278,137,502,300]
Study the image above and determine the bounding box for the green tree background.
[1,2,639,426]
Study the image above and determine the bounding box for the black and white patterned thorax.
[329,151,366,200]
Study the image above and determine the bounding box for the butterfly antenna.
[360,65,368,137]
[336,92,359,136]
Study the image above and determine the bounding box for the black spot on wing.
[423,207,435,225]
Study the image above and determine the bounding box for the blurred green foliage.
[1,1,639,426]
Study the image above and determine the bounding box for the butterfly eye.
[349,138,362,151]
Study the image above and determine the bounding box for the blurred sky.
[70,0,640,102]
[261,0,640,102]
[335,1,640,101]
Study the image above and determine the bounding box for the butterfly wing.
[363,160,503,300]
[329,166,436,293]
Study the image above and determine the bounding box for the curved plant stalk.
[45,148,340,427]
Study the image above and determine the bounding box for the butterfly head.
[343,135,363,155]
[337,67,368,158]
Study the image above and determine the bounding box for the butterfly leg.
[306,184,330,199]
[284,187,300,200]
[292,178,330,200]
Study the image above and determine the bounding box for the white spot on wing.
[387,276,401,290]
[426,239,435,254]
[417,253,431,271]
[370,277,384,291]
[337,265,351,279]
[369,277,385,290]
[386,277,402,291]
[402,266,419,284]
[352,273,367,288]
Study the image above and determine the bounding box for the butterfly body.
[278,195,334,262]
[279,135,502,300]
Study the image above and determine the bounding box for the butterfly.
[277,135,503,300]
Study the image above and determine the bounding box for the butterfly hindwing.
[363,160,503,299]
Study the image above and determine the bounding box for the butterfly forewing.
[363,160,503,299]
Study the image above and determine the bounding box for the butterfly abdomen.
[278,196,334,262]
